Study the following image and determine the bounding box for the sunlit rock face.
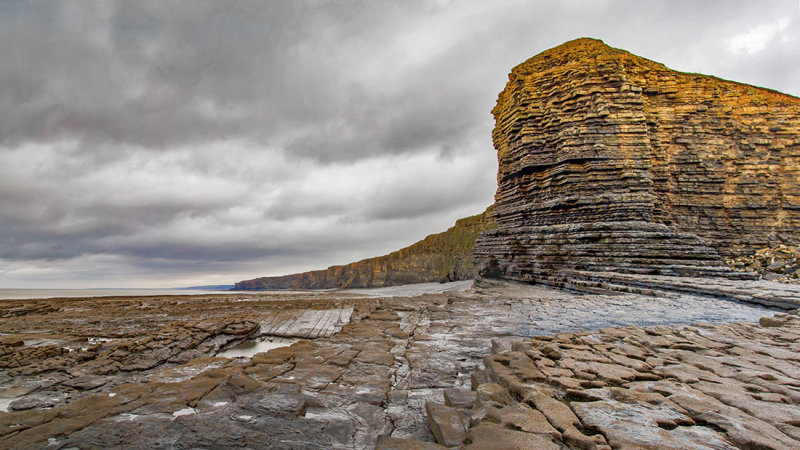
[236,207,496,290]
[474,38,800,281]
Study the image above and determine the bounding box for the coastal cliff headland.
[236,207,495,290]
[239,38,800,292]
[474,37,800,283]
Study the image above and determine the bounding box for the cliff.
[473,38,800,282]
[236,206,496,290]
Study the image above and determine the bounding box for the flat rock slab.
[264,307,353,338]
[465,422,560,450]
[425,401,468,446]
[443,387,477,409]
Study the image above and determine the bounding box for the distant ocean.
[0,288,244,300]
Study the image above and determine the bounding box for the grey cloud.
[0,1,440,157]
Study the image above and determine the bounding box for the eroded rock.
[473,38,800,303]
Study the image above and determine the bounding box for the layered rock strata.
[474,38,800,282]
[237,206,495,290]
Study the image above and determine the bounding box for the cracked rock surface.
[436,309,800,449]
[0,279,794,448]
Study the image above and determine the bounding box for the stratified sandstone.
[237,207,495,290]
[474,38,800,283]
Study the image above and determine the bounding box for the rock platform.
[0,280,798,449]
[537,270,800,309]
[422,309,800,449]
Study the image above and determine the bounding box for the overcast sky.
[1,0,798,288]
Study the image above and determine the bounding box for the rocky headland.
[473,37,800,287]
[236,207,495,290]
[239,38,799,296]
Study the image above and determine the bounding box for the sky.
[1,0,799,288]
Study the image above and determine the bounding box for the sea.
[0,288,244,300]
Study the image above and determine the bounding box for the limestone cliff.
[473,38,800,282]
[236,207,496,290]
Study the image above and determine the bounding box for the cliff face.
[239,38,800,290]
[474,38,800,281]
[236,207,496,290]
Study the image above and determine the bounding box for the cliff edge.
[474,38,800,282]
[236,206,496,290]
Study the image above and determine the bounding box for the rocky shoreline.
[2,279,799,448]
[422,308,800,449]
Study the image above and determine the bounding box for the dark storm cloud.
[0,0,798,287]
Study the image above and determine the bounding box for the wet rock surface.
[0,279,796,448]
[438,309,800,449]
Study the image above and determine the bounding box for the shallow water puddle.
[0,397,19,412]
[216,336,299,358]
[172,407,196,420]
[22,338,66,348]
